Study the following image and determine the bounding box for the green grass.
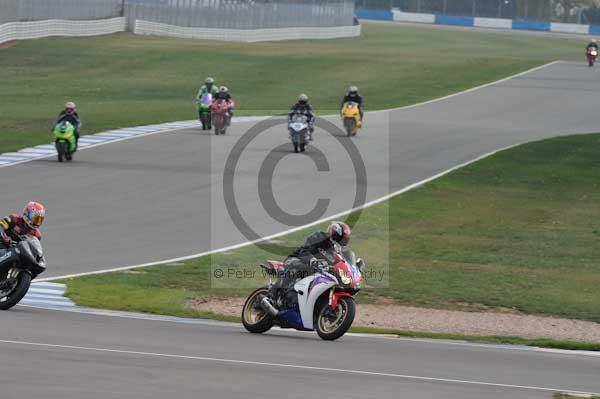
[65,132,600,334]
[555,394,600,399]
[0,22,584,153]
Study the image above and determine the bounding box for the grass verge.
[64,132,600,348]
[1,22,584,153]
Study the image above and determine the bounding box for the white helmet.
[65,101,76,110]
[205,77,214,84]
[348,86,358,94]
[219,86,228,93]
[298,94,308,103]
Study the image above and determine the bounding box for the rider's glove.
[0,231,12,247]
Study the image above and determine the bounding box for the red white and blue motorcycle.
[242,246,364,340]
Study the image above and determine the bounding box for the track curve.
[1,61,599,278]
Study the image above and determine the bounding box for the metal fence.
[125,0,355,29]
[0,0,123,24]
[356,0,595,23]
[0,0,355,28]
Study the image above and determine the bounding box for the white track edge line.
[0,339,596,395]
[39,142,521,281]
[16,303,600,358]
[29,60,557,281]
[1,61,560,171]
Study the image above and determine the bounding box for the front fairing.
[294,272,337,330]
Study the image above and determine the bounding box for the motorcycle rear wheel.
[315,296,355,340]
[242,287,274,333]
[0,271,32,310]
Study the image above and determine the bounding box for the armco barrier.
[134,20,361,42]
[588,24,600,35]
[359,7,594,36]
[0,17,126,44]
[474,17,513,30]
[355,8,393,21]
[434,15,474,27]
[550,22,589,35]
[512,19,550,32]
[392,9,435,24]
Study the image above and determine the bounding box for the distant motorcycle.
[341,101,361,137]
[288,113,310,153]
[0,235,47,310]
[53,121,76,162]
[211,98,233,135]
[198,93,213,130]
[587,47,597,67]
[241,245,364,340]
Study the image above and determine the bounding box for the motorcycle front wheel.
[56,141,67,162]
[315,296,355,340]
[344,118,356,137]
[242,287,274,334]
[0,271,32,310]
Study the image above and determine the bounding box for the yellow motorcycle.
[341,101,361,137]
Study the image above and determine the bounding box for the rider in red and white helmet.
[0,202,45,247]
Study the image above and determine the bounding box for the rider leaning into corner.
[340,85,364,123]
[289,94,316,140]
[213,86,235,125]
[0,202,45,281]
[271,221,352,305]
[54,102,81,148]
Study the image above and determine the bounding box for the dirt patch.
[187,296,600,343]
[0,41,18,50]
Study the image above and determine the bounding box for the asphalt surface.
[2,61,600,398]
[1,306,599,399]
[2,61,600,278]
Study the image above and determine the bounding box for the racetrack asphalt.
[2,306,599,399]
[2,61,599,278]
[2,61,600,398]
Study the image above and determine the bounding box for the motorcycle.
[0,235,47,310]
[197,93,213,130]
[242,246,364,340]
[211,99,233,135]
[587,47,598,67]
[53,121,76,162]
[341,101,361,137]
[288,113,310,153]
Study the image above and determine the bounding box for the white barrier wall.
[550,22,589,34]
[0,17,126,44]
[392,9,435,24]
[474,17,513,30]
[134,20,361,42]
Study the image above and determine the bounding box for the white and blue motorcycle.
[242,247,364,340]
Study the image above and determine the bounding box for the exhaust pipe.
[260,295,279,317]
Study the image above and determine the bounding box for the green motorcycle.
[53,121,76,162]
[198,93,214,130]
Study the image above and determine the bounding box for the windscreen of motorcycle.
[200,93,213,105]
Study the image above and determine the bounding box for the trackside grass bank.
[64,133,600,348]
[0,22,584,153]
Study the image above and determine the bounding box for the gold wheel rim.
[243,290,269,325]
[318,300,348,334]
